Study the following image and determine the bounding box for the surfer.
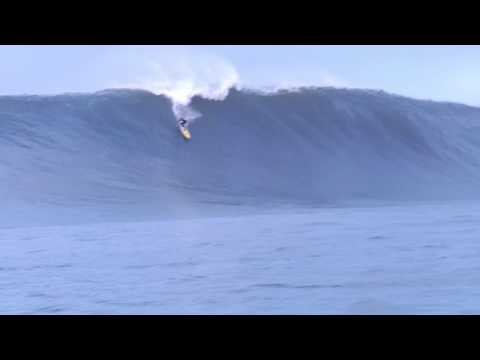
[177,118,192,140]
[178,118,188,128]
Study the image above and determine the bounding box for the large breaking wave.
[2,87,480,225]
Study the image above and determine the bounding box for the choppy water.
[2,202,480,314]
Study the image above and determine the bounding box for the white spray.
[105,46,240,123]
[0,46,240,125]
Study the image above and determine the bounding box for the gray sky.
[1,45,479,106]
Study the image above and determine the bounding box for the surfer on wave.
[177,118,192,140]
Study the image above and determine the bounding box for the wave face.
[2,88,480,224]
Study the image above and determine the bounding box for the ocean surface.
[2,88,480,314]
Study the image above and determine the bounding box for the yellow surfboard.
[179,126,191,140]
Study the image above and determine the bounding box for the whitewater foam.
[104,46,240,121]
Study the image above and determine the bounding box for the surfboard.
[178,125,191,140]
